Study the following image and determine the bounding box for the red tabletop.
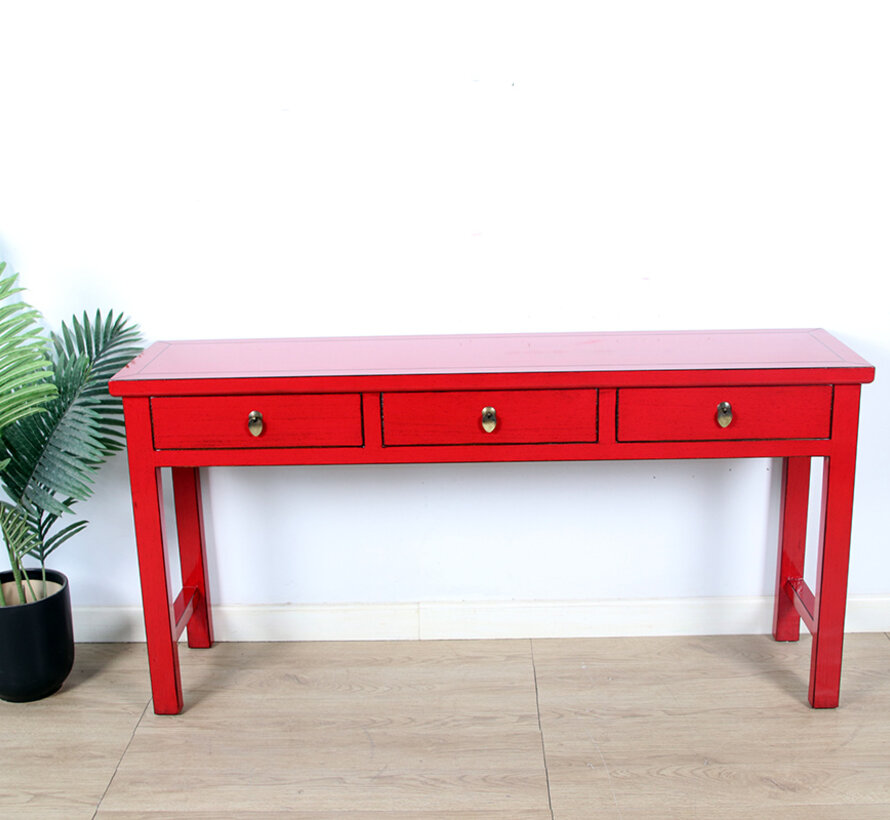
[110,329,873,395]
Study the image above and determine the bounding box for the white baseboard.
[72,595,890,643]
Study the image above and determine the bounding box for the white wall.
[2,2,888,639]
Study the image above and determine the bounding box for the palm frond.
[1,310,142,516]
[35,509,88,561]
[0,502,43,604]
[2,357,103,514]
[1,270,142,583]
[0,264,56,434]
[52,310,143,454]
[0,502,40,566]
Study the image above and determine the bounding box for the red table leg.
[773,456,811,642]
[173,467,214,648]
[808,385,862,708]
[123,398,184,715]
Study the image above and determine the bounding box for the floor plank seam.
[529,639,555,820]
[91,697,151,819]
[591,735,623,820]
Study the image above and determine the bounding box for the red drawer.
[617,385,832,442]
[382,389,598,446]
[151,394,363,449]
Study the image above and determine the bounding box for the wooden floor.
[2,634,890,819]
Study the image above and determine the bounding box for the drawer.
[382,389,598,446]
[617,385,832,442]
[151,394,363,449]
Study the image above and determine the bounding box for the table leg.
[808,455,857,707]
[122,396,184,715]
[808,385,862,708]
[128,462,183,715]
[773,456,811,642]
[173,467,214,648]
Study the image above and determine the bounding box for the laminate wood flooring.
[2,634,889,819]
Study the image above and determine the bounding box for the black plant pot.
[0,569,75,702]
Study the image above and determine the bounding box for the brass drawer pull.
[247,410,264,437]
[716,401,732,428]
[481,406,497,433]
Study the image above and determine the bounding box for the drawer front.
[382,389,598,446]
[617,385,832,442]
[151,394,363,449]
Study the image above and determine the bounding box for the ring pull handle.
[481,406,497,433]
[247,410,264,437]
[716,401,733,429]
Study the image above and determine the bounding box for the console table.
[109,329,874,714]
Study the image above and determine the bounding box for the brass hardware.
[481,406,497,433]
[716,401,733,428]
[247,410,264,437]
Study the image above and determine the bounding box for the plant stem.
[23,566,38,602]
[9,554,27,604]
[1,540,11,606]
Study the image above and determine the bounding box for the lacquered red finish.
[172,467,213,648]
[617,385,833,442]
[773,457,811,642]
[109,329,874,714]
[152,393,363,449]
[111,329,872,387]
[382,389,598,446]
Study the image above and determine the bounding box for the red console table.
[109,329,874,714]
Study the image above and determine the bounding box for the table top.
[109,329,874,395]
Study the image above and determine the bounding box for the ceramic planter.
[0,569,75,702]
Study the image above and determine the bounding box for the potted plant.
[0,263,142,701]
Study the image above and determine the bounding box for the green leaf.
[0,503,40,563]
[1,269,142,574]
[37,518,88,558]
[1,307,142,518]
[0,267,56,435]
